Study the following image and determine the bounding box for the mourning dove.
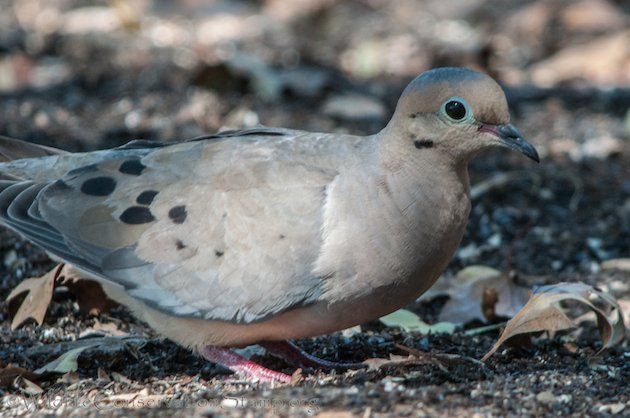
[0,67,538,383]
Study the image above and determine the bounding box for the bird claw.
[201,345,293,384]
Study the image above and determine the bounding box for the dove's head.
[386,67,539,164]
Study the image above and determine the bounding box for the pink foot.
[201,346,293,384]
[260,340,367,371]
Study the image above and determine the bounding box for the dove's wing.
[0,129,346,323]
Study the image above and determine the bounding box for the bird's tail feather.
[0,135,66,162]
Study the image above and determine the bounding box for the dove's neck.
[374,128,471,203]
[360,129,472,302]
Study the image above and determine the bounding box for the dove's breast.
[311,157,471,308]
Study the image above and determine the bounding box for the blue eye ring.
[440,96,473,123]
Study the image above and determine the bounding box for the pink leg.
[201,346,293,384]
[260,340,367,371]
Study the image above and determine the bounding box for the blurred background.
[0,0,629,278]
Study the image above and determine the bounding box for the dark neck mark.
[414,139,434,149]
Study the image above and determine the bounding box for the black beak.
[479,124,540,163]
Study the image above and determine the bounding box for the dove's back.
[0,130,371,318]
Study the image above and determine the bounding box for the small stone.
[598,403,626,415]
[487,233,502,247]
[3,250,17,268]
[456,243,480,260]
[536,390,558,404]
[470,388,483,399]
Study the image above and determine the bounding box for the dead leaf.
[363,344,484,373]
[482,287,499,322]
[60,271,119,315]
[15,376,43,395]
[379,309,456,334]
[33,336,144,374]
[97,367,110,381]
[7,264,63,329]
[35,342,102,374]
[80,320,128,338]
[563,342,579,353]
[363,354,433,372]
[8,264,118,330]
[428,266,531,325]
[482,282,626,361]
[58,371,81,384]
[0,363,41,388]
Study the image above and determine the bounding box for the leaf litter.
[482,282,626,361]
[7,263,117,330]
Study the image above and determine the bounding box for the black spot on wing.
[176,240,186,250]
[120,206,155,224]
[119,159,146,176]
[215,250,224,257]
[136,190,158,205]
[81,177,117,196]
[414,139,434,149]
[168,205,187,224]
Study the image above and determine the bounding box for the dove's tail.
[0,136,69,181]
[0,136,66,162]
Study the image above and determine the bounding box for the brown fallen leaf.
[60,268,119,316]
[8,264,118,329]
[15,375,44,395]
[482,287,499,322]
[81,320,128,338]
[427,266,531,325]
[363,344,484,374]
[363,353,435,372]
[0,363,41,388]
[482,282,626,361]
[58,371,81,384]
[97,367,110,381]
[7,264,65,330]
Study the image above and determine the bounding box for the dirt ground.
[0,0,629,417]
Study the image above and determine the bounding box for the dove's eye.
[441,97,471,122]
